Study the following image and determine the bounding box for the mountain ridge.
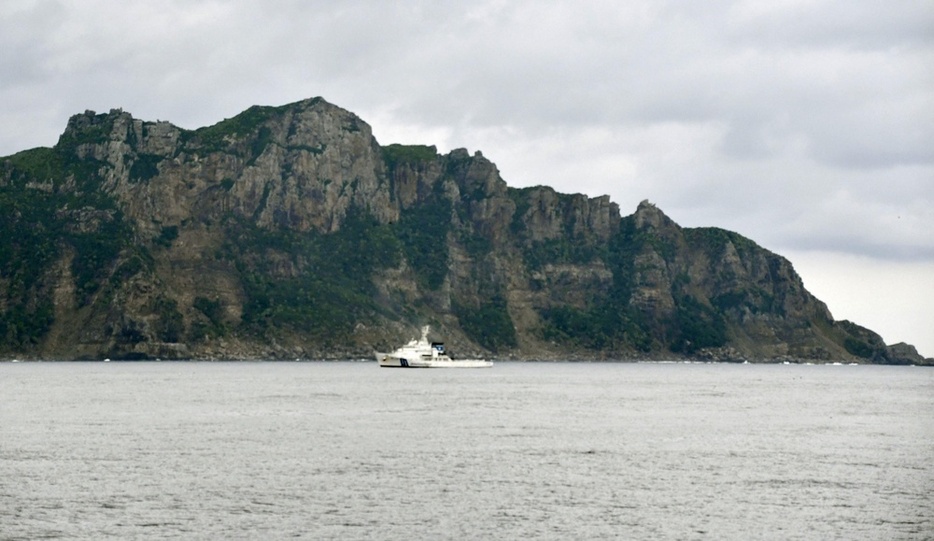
[1,97,929,364]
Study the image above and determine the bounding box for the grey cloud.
[724,0,934,51]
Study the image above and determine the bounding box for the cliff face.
[0,97,928,364]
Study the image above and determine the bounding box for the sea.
[1,361,931,540]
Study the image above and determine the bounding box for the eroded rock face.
[1,97,928,364]
[61,100,393,238]
[885,342,927,365]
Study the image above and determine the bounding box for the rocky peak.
[633,199,679,232]
[53,97,394,235]
[60,108,128,137]
[519,187,620,244]
[448,149,506,199]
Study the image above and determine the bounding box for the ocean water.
[1,361,932,540]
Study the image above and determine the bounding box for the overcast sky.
[2,0,932,356]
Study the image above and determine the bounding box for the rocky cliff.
[1,97,929,364]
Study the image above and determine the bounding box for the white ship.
[375,326,492,368]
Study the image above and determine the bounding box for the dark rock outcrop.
[1,97,929,364]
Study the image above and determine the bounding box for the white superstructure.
[375,326,492,368]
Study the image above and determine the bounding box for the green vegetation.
[247,126,273,165]
[834,320,885,361]
[0,143,134,349]
[0,187,60,293]
[395,195,451,290]
[343,117,364,133]
[535,215,654,352]
[540,303,652,352]
[70,212,132,305]
[844,337,874,359]
[613,219,727,353]
[224,206,402,342]
[116,319,146,346]
[153,297,184,343]
[685,227,759,260]
[194,296,223,324]
[380,145,473,290]
[110,255,146,286]
[507,187,532,235]
[191,296,227,340]
[382,144,438,172]
[129,153,163,182]
[541,305,615,349]
[189,104,289,153]
[0,203,57,338]
[156,225,179,248]
[6,147,66,181]
[711,288,777,315]
[533,213,730,354]
[285,143,326,155]
[0,301,54,349]
[56,112,114,150]
[454,295,517,351]
[522,238,602,270]
[457,228,492,258]
[669,295,727,353]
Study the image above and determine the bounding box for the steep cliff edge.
[1,97,929,364]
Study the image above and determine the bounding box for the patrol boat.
[375,326,492,368]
